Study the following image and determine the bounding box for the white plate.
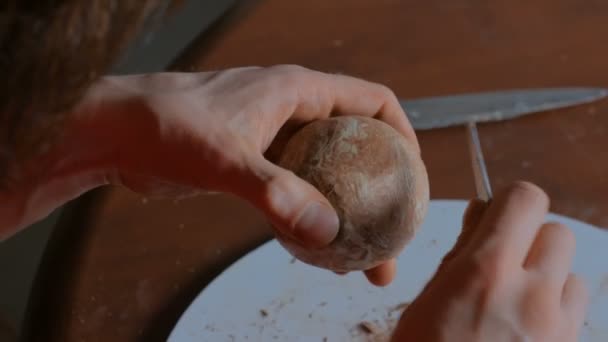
[169,200,608,341]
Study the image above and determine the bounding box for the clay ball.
[277,116,429,272]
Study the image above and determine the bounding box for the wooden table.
[22,0,608,341]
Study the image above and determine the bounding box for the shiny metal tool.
[466,121,493,201]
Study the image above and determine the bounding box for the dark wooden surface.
[23,0,608,341]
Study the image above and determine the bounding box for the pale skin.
[392,182,588,342]
[0,66,588,340]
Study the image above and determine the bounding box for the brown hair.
[0,0,173,183]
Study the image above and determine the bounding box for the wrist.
[32,77,123,187]
[0,77,132,236]
[45,74,158,184]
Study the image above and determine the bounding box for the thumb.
[239,156,340,248]
[462,198,489,231]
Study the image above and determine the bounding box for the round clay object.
[277,116,429,272]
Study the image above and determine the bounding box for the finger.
[465,181,549,263]
[326,74,419,151]
[364,259,397,287]
[280,66,418,151]
[561,274,589,326]
[239,156,339,248]
[524,222,575,284]
[438,199,488,271]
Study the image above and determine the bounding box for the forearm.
[0,169,110,239]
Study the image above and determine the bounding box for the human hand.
[391,182,588,341]
[77,65,417,285]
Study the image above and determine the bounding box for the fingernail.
[293,202,339,248]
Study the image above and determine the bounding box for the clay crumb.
[290,257,297,264]
[260,309,268,317]
[358,321,378,334]
[323,337,328,342]
[318,301,327,307]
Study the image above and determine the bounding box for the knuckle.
[375,83,398,101]
[504,181,549,208]
[257,165,287,191]
[268,65,311,93]
[271,64,309,77]
[275,64,308,72]
[257,169,290,211]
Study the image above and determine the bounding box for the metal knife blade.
[400,87,607,130]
